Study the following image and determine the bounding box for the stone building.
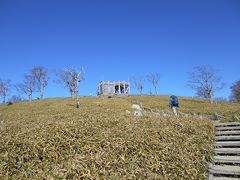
[97,80,130,96]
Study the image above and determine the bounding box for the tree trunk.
[40,86,44,99]
[210,98,213,104]
[71,89,75,98]
[28,93,32,101]
[154,86,158,95]
[70,85,75,98]
[210,94,213,104]
[76,81,79,100]
[209,90,213,103]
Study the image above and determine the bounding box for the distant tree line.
[0,79,10,103]
[130,65,239,103]
[131,72,160,96]
[0,66,85,103]
[230,80,240,102]
[0,65,239,103]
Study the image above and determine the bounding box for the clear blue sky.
[0,0,240,99]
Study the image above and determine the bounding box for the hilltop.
[0,95,239,179]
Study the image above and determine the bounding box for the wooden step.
[208,164,240,175]
[215,141,240,147]
[216,131,240,136]
[213,156,240,164]
[215,136,240,141]
[216,126,240,131]
[215,122,240,127]
[208,121,240,179]
[209,175,240,180]
[215,148,240,155]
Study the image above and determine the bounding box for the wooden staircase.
[208,122,240,180]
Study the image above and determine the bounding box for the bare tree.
[186,65,225,103]
[31,66,48,99]
[131,76,144,95]
[69,67,85,100]
[55,69,74,98]
[55,67,85,98]
[0,79,11,103]
[16,74,36,101]
[9,95,23,102]
[147,72,160,94]
[230,80,240,102]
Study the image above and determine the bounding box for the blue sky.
[0,0,240,99]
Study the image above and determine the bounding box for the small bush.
[7,101,13,105]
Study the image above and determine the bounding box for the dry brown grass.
[0,95,222,179]
[125,95,240,116]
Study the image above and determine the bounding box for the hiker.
[76,101,80,108]
[169,95,179,116]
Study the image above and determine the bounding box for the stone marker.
[159,110,166,116]
[213,112,221,121]
[76,101,80,108]
[131,103,143,111]
[164,109,174,115]
[191,112,198,117]
[134,111,142,117]
[232,114,239,121]
[125,110,131,115]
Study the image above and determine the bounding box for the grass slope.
[126,95,240,116]
[0,95,236,179]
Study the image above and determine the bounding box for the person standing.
[76,101,80,108]
[169,95,179,116]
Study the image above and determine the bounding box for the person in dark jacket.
[76,101,80,108]
[169,95,179,116]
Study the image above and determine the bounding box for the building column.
[107,81,110,95]
[118,82,121,94]
[124,83,126,94]
[128,84,130,94]
[98,82,101,95]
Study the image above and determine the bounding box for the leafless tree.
[55,69,74,98]
[9,95,23,102]
[69,67,85,100]
[16,74,36,101]
[186,65,225,103]
[0,79,11,103]
[230,80,240,102]
[55,67,85,99]
[131,76,144,95]
[31,66,48,99]
[147,72,160,94]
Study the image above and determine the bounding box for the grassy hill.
[0,95,239,179]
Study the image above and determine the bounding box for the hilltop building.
[97,80,130,96]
